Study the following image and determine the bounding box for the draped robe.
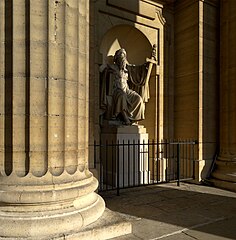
[100,63,149,121]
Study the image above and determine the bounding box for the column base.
[210,159,236,192]
[0,193,105,239]
[0,173,106,239]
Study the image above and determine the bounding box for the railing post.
[138,139,140,185]
[143,139,145,185]
[122,140,125,188]
[117,140,120,196]
[148,139,150,184]
[112,140,114,189]
[128,140,130,187]
[193,141,196,180]
[100,141,103,191]
[105,140,108,191]
[94,140,96,169]
[133,140,135,186]
[177,143,180,186]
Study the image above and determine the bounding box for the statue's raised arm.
[100,46,157,125]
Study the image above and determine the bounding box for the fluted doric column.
[0,0,105,238]
[212,0,236,191]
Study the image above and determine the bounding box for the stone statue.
[100,46,156,125]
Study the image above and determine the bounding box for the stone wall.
[89,0,220,182]
[174,0,219,180]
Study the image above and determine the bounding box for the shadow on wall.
[99,24,152,65]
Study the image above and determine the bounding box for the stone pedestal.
[101,124,149,187]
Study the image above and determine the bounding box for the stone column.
[0,0,105,238]
[212,0,236,191]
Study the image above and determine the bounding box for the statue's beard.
[117,57,126,70]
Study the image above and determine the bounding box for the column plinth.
[0,172,105,238]
[212,157,236,188]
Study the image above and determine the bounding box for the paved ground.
[101,183,236,240]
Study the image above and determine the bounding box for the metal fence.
[93,140,198,195]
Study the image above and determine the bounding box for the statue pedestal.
[101,124,149,187]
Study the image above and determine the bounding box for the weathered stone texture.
[0,0,105,238]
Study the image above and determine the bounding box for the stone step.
[208,178,236,192]
[211,171,236,183]
[207,160,236,192]
[54,209,132,240]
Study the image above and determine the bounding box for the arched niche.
[99,24,158,141]
[99,24,152,65]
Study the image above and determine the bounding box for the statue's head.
[114,48,127,69]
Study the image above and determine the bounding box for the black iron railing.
[92,140,197,195]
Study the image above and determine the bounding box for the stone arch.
[99,24,152,65]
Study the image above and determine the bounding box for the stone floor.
[101,183,236,240]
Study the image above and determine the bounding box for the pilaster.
[174,0,219,181]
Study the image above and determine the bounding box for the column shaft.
[12,1,27,176]
[48,0,65,176]
[29,0,48,176]
[0,0,105,238]
[78,0,89,170]
[228,0,236,155]
[0,0,5,174]
[212,0,236,191]
[219,0,236,159]
[64,0,78,174]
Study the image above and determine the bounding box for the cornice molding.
[156,8,166,25]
